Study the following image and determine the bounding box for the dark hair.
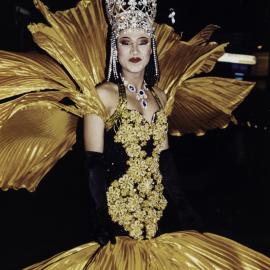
[144,37,160,88]
[105,30,160,88]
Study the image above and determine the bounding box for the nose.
[131,43,138,55]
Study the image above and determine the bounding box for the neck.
[121,70,145,89]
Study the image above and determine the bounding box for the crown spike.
[105,0,157,37]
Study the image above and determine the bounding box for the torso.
[103,84,169,240]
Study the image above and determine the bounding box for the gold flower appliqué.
[106,105,168,240]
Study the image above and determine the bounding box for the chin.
[124,63,148,74]
[128,67,145,74]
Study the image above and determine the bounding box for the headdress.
[105,0,159,82]
[105,0,157,38]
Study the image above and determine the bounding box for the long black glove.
[159,148,204,232]
[85,151,116,246]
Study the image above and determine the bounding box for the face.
[117,30,152,75]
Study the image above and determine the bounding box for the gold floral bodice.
[105,84,168,240]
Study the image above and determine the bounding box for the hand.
[175,202,204,232]
[95,207,116,246]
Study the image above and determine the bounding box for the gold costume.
[0,0,269,269]
[24,232,270,270]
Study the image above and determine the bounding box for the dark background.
[0,0,270,269]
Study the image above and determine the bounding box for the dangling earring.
[152,36,160,81]
[107,44,113,81]
[107,32,119,81]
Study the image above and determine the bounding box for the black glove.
[159,148,204,231]
[85,151,116,246]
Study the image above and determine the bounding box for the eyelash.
[119,40,149,46]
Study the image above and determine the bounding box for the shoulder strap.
[118,83,127,103]
[105,84,126,131]
[151,87,163,109]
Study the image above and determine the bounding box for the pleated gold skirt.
[24,231,270,270]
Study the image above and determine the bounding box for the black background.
[0,1,270,269]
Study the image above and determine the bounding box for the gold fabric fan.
[0,0,254,191]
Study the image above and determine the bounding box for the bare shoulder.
[96,82,119,116]
[153,86,167,107]
[96,81,118,100]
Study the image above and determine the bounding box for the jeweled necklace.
[121,76,149,109]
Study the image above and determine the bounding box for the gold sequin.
[106,101,168,240]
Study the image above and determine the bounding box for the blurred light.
[218,53,256,65]
[168,8,176,24]
[257,45,263,50]
[234,72,245,76]
[15,6,31,16]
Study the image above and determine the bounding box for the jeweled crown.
[105,0,157,37]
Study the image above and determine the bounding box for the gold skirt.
[24,231,270,270]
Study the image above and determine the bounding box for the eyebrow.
[119,36,149,39]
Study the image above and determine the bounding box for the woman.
[84,28,200,245]
[1,0,270,269]
[84,28,169,243]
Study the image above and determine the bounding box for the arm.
[156,87,203,231]
[83,84,117,246]
[159,148,203,231]
[84,114,105,153]
[84,82,118,152]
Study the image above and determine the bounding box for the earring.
[107,43,113,81]
[107,32,119,81]
[152,36,159,80]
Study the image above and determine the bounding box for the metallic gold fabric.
[0,0,255,191]
[155,24,254,135]
[168,77,254,136]
[29,0,107,88]
[24,231,270,269]
[27,1,255,137]
[0,100,77,191]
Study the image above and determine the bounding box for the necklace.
[121,76,149,109]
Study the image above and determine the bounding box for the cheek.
[117,46,129,64]
[142,44,151,56]
[142,47,152,62]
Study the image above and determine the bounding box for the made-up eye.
[119,39,130,46]
[139,38,149,45]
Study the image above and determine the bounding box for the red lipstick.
[129,57,142,63]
